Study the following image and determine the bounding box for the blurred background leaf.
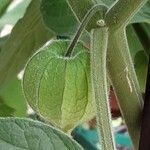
[0,0,55,86]
[0,77,27,117]
[41,0,77,36]
[133,23,150,56]
[0,0,11,17]
[134,51,148,93]
[127,24,149,92]
[0,0,31,29]
[0,97,14,117]
[127,26,144,59]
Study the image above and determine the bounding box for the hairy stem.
[107,28,143,150]
[65,4,107,57]
[91,27,116,150]
[105,0,148,29]
[66,0,97,21]
[66,0,107,31]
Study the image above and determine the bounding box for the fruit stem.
[65,4,107,57]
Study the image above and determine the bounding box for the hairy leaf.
[0,118,83,150]
[23,40,95,131]
[0,0,54,86]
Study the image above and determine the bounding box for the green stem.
[91,27,116,150]
[105,0,148,29]
[107,28,143,150]
[66,0,97,21]
[66,0,107,31]
[105,1,147,149]
[65,4,107,57]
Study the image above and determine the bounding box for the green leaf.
[0,98,14,117]
[127,25,148,92]
[0,78,27,117]
[0,118,83,150]
[0,0,31,28]
[127,25,144,59]
[23,40,95,131]
[0,35,9,52]
[133,23,150,56]
[0,0,54,86]
[41,0,108,36]
[0,0,11,17]
[134,51,148,93]
[41,0,77,36]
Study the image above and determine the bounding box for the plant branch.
[91,27,116,150]
[66,0,107,31]
[105,0,148,29]
[107,28,143,150]
[65,4,107,57]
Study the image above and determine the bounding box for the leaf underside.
[0,118,83,150]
